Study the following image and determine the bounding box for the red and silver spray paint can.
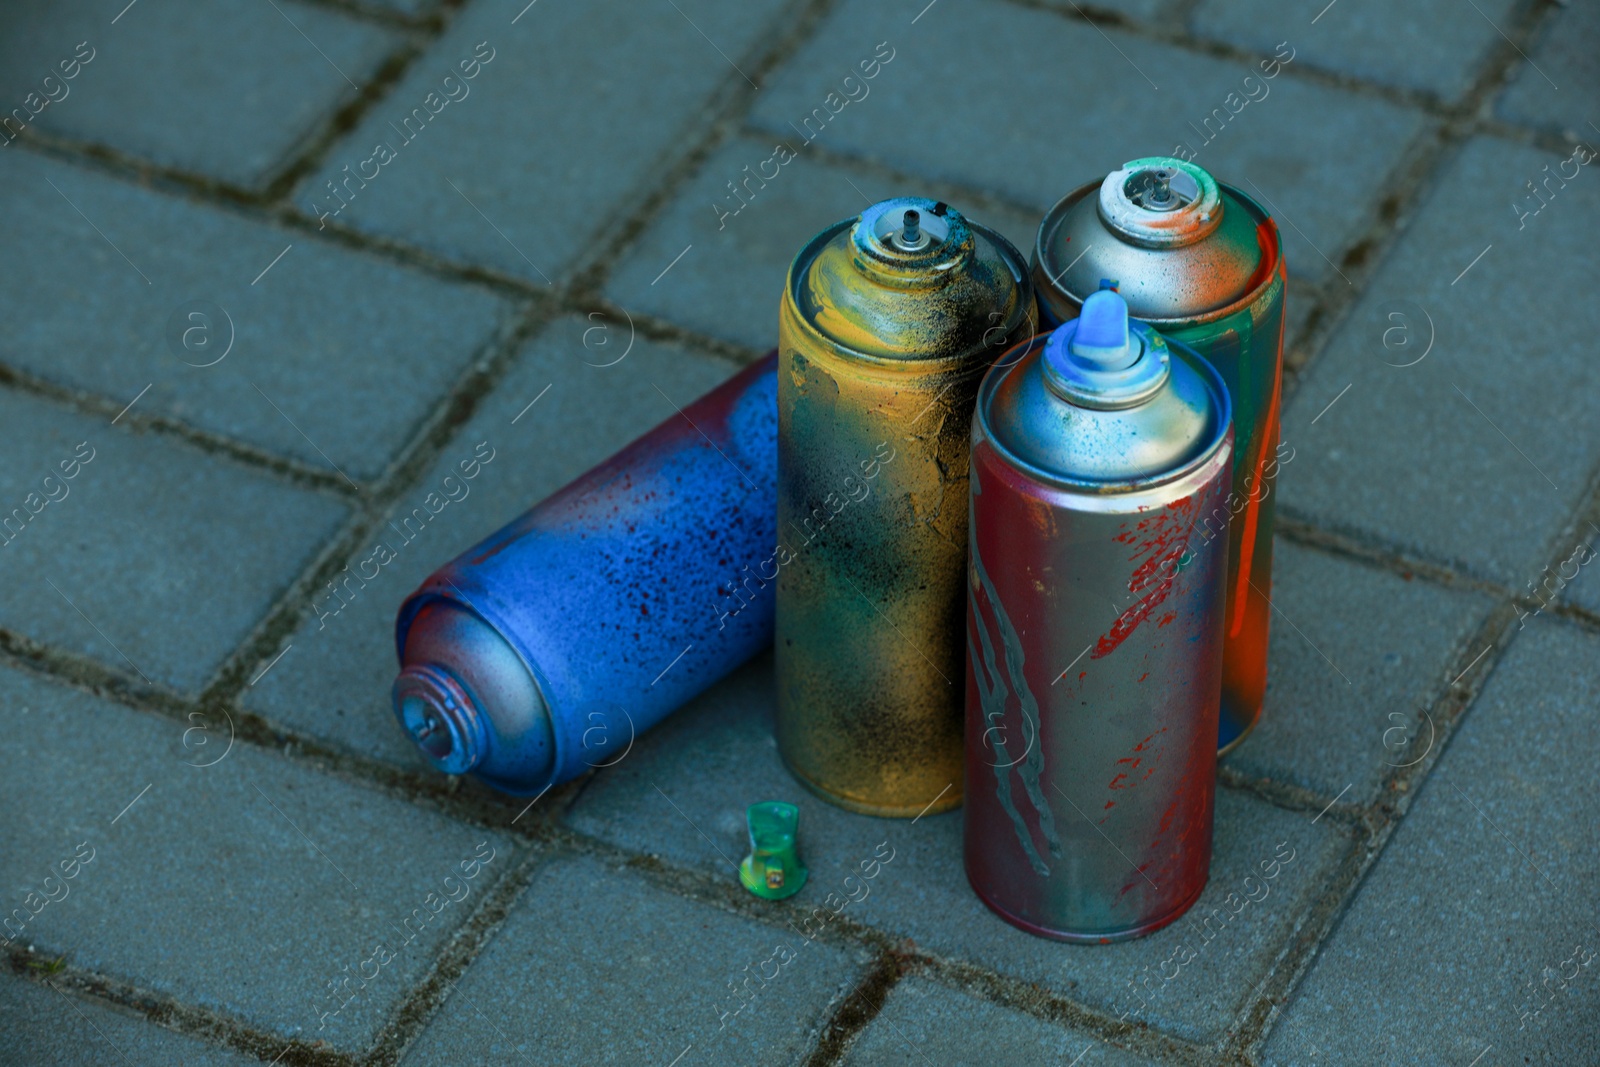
[1033,158,1284,754]
[965,286,1232,942]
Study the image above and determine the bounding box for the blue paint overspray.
[392,353,778,794]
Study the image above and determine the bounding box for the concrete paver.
[245,315,740,767]
[0,388,347,695]
[1260,617,1600,1064]
[398,852,867,1066]
[1191,0,1517,101]
[1222,539,1493,805]
[0,0,1592,1062]
[1277,134,1600,586]
[1494,2,1599,139]
[605,135,1039,353]
[0,0,398,188]
[840,977,1161,1066]
[748,0,1427,288]
[299,0,793,284]
[0,663,518,1054]
[567,657,1351,1044]
[0,972,261,1067]
[0,148,513,482]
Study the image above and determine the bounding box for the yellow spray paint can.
[776,197,1033,817]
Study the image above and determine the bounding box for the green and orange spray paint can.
[1032,158,1286,754]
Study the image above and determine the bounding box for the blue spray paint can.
[392,353,778,794]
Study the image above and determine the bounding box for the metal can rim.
[395,587,560,798]
[974,334,1233,495]
[1033,178,1284,330]
[783,216,1036,372]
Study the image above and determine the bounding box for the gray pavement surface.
[0,0,1592,1064]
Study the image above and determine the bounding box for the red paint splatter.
[1091,498,1197,660]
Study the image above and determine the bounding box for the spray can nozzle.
[1068,289,1139,371]
[1042,288,1169,409]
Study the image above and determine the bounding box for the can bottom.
[779,755,963,819]
[967,868,1208,945]
[1217,701,1262,757]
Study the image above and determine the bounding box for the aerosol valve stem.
[901,209,921,246]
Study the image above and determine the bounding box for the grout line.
[292,0,445,33]
[193,301,548,708]
[561,0,847,301]
[361,845,552,1065]
[802,952,904,1067]
[0,354,363,500]
[2,0,1584,1062]
[7,945,361,1067]
[1000,0,1453,115]
[258,22,449,204]
[1273,513,1515,599]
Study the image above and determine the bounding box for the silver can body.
[964,294,1233,942]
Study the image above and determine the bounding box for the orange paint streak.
[1229,313,1284,639]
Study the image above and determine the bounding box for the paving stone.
[1277,135,1600,587]
[1222,539,1492,806]
[0,149,511,482]
[1282,279,1317,356]
[566,656,1351,1044]
[0,0,399,187]
[245,315,742,768]
[1495,2,1599,140]
[398,852,866,1066]
[748,0,1425,287]
[0,972,259,1067]
[840,977,1159,1066]
[0,664,518,1055]
[300,0,790,284]
[605,135,1040,353]
[0,388,346,695]
[1190,0,1517,101]
[1261,617,1600,1064]
[1554,524,1600,619]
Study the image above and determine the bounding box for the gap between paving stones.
[1007,0,1521,116]
[0,0,1574,503]
[0,0,1586,1060]
[257,27,445,202]
[540,824,1239,1066]
[561,0,846,298]
[1230,478,1600,1059]
[195,301,541,705]
[7,947,356,1067]
[0,353,358,498]
[802,950,903,1067]
[3,838,551,1067]
[363,843,553,1066]
[292,0,455,39]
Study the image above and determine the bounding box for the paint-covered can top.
[1033,157,1276,326]
[979,286,1230,489]
[786,196,1032,365]
[393,599,555,789]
